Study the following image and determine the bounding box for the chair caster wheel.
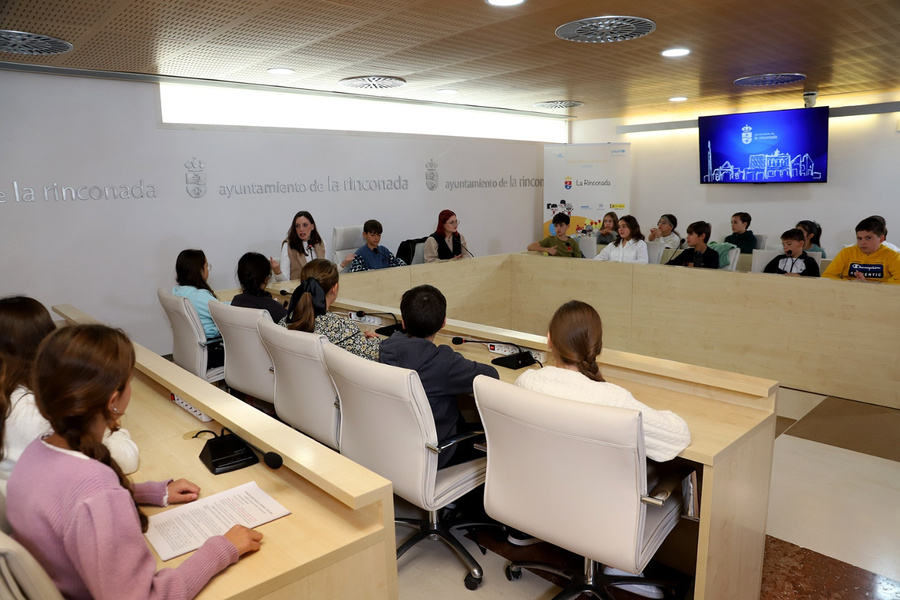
[505,565,522,581]
[464,573,481,590]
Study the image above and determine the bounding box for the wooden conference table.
[261,274,778,600]
[52,305,398,600]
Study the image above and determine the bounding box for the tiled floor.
[397,387,900,599]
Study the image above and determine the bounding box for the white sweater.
[515,367,690,461]
[594,238,649,264]
[0,386,140,492]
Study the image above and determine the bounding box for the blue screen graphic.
[698,107,829,184]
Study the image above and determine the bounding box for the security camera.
[803,91,818,108]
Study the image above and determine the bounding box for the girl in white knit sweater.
[515,300,690,462]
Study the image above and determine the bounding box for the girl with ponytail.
[7,324,262,600]
[281,259,381,361]
[514,301,690,462]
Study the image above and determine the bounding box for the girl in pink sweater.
[7,324,262,599]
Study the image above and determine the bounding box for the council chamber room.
[1,0,899,599]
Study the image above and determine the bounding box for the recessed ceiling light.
[0,30,72,55]
[533,100,583,109]
[267,67,295,75]
[661,48,690,57]
[485,0,526,6]
[669,96,688,102]
[556,16,656,43]
[436,88,459,95]
[340,76,406,89]
[734,73,806,86]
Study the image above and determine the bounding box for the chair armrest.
[198,336,222,347]
[426,430,485,455]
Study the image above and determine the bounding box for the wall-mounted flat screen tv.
[699,106,828,184]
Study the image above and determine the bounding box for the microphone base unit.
[491,352,537,370]
[487,343,546,364]
[375,323,405,337]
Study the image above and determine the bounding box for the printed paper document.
[145,481,290,561]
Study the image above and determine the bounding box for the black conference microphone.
[451,337,536,370]
[355,310,404,336]
[223,427,283,469]
[785,248,793,256]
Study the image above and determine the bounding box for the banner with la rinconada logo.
[542,143,631,237]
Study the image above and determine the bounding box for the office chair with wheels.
[209,302,275,404]
[473,376,687,600]
[332,225,364,271]
[0,529,64,600]
[156,288,224,383]
[258,317,341,450]
[322,343,493,590]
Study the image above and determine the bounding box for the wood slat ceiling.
[2,0,899,120]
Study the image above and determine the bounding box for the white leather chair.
[473,376,685,599]
[332,225,364,269]
[321,343,491,590]
[806,250,822,267]
[724,246,741,270]
[208,302,275,404]
[751,249,780,273]
[646,240,665,264]
[754,233,768,250]
[258,318,341,450]
[156,288,224,383]
[0,529,64,600]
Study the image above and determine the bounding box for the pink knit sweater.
[7,439,238,600]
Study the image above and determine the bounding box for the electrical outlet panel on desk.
[349,313,383,325]
[487,343,546,364]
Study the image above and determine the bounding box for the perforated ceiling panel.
[1,0,899,119]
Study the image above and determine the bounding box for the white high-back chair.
[156,288,224,383]
[724,246,741,271]
[208,302,275,403]
[0,529,64,600]
[322,343,491,590]
[646,241,665,264]
[258,318,340,450]
[473,376,685,599]
[751,249,780,273]
[754,233,768,250]
[332,225,364,269]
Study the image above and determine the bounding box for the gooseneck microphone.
[354,310,403,336]
[451,337,537,370]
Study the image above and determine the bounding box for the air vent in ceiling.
[555,16,656,43]
[734,73,806,86]
[533,100,583,109]
[339,76,406,89]
[0,30,73,55]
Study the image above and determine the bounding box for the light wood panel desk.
[52,305,398,600]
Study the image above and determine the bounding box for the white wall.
[0,71,545,353]
[570,95,900,254]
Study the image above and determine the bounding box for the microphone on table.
[223,427,283,469]
[279,289,289,296]
[354,310,403,336]
[451,337,537,370]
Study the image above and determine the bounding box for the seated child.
[724,212,756,254]
[231,252,288,322]
[527,212,583,258]
[822,217,900,283]
[665,221,719,268]
[796,220,827,258]
[172,249,224,369]
[379,285,499,468]
[763,229,820,277]
[648,213,681,249]
[347,219,408,272]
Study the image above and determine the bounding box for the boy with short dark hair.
[527,212,583,258]
[665,221,719,268]
[379,284,499,468]
[348,219,407,272]
[764,229,820,277]
[822,217,900,283]
[724,212,756,254]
